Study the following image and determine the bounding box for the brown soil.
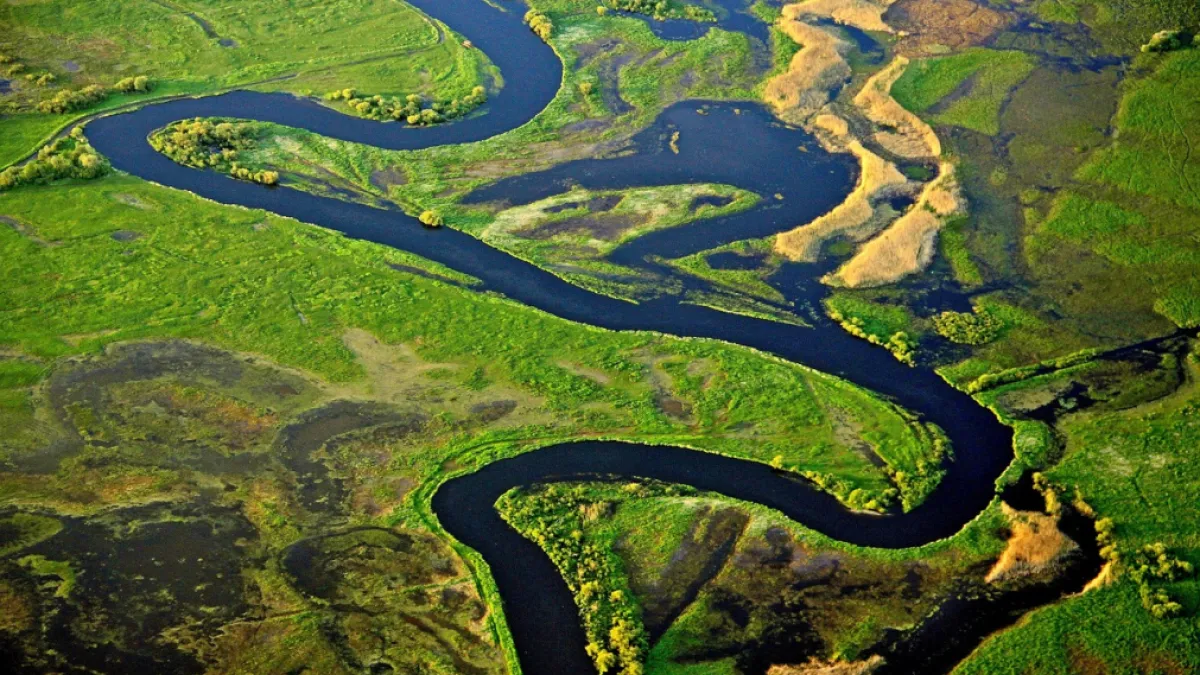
[522,213,639,241]
[368,166,408,191]
[884,0,1014,56]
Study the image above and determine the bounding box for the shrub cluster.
[418,210,444,228]
[114,75,152,93]
[1129,542,1193,618]
[325,86,485,125]
[603,0,716,21]
[801,469,897,511]
[36,84,107,114]
[933,308,1004,345]
[525,10,553,41]
[0,128,107,191]
[149,118,278,186]
[828,308,918,366]
[497,483,657,675]
[1141,29,1197,53]
[35,76,153,114]
[965,348,1102,394]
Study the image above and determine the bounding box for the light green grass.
[891,48,1035,135]
[0,0,487,167]
[0,172,943,507]
[958,358,1200,674]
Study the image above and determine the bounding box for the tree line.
[497,483,659,675]
[525,10,553,41]
[602,0,716,22]
[36,76,153,114]
[325,86,486,125]
[0,128,107,191]
[149,118,278,186]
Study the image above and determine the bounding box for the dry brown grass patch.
[790,0,897,33]
[775,140,910,261]
[985,504,1078,584]
[829,161,961,287]
[762,5,853,123]
[768,655,885,675]
[854,56,941,159]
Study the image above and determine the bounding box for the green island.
[2,0,1200,673]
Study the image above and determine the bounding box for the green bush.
[149,118,278,186]
[603,0,716,22]
[525,10,553,41]
[325,86,486,125]
[0,129,107,191]
[418,210,444,228]
[36,85,108,114]
[114,75,152,93]
[933,308,1004,345]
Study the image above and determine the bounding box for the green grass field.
[0,0,488,166]
[891,48,1035,135]
[957,355,1200,674]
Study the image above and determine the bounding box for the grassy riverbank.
[0,167,946,671]
[0,0,489,166]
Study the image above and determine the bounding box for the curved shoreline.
[81,1,1017,673]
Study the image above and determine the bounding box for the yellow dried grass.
[789,0,897,33]
[984,504,1078,584]
[775,139,909,261]
[829,161,960,287]
[762,5,852,123]
[854,56,941,159]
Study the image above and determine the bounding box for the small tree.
[418,210,444,228]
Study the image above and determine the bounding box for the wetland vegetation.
[2,0,1200,673]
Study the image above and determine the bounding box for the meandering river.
[84,1,1020,672]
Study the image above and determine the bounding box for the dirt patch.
[545,194,623,214]
[1,215,57,247]
[369,166,408,191]
[469,399,517,422]
[885,0,1014,56]
[624,506,749,639]
[556,361,613,385]
[110,193,154,210]
[523,213,639,241]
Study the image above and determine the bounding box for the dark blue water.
[83,1,1017,673]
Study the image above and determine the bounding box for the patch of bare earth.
[1,215,58,246]
[884,0,1013,56]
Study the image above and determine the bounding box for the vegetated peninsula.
[1,0,1199,674]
